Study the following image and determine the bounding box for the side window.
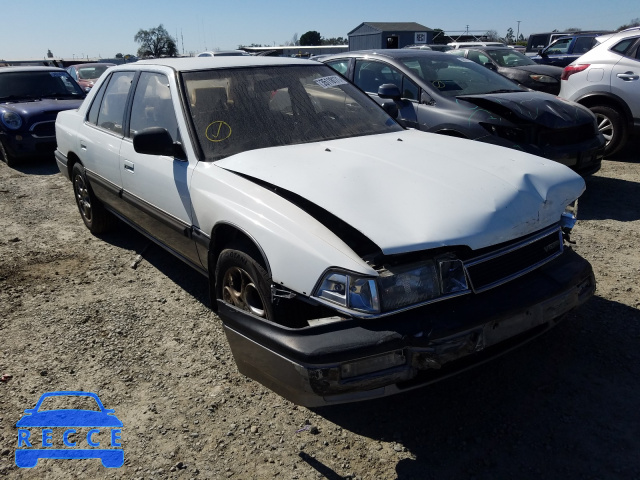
[129,72,179,141]
[354,60,407,95]
[402,77,419,101]
[574,37,594,54]
[94,71,135,135]
[87,74,110,125]
[547,38,571,54]
[325,60,349,76]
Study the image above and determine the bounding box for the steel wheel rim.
[595,113,614,146]
[222,266,266,317]
[73,174,92,222]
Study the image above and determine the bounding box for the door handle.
[617,71,639,81]
[123,160,134,173]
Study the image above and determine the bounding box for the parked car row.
[52,55,596,406]
[322,49,604,175]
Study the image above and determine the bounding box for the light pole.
[517,21,521,41]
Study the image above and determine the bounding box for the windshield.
[0,70,85,100]
[182,64,402,160]
[485,49,537,67]
[399,55,523,97]
[77,65,111,80]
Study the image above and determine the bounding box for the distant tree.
[115,53,123,58]
[300,31,322,46]
[321,37,348,45]
[47,49,53,58]
[485,29,499,41]
[505,27,515,44]
[292,33,299,46]
[518,33,525,42]
[134,24,178,58]
[617,18,640,30]
[565,27,582,32]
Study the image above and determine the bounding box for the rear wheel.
[0,139,18,168]
[590,105,627,156]
[215,247,274,321]
[71,163,117,233]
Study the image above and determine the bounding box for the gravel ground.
[1,141,639,480]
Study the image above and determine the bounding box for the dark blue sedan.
[0,67,85,167]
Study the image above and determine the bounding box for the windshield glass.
[400,55,523,97]
[77,65,111,80]
[485,49,537,67]
[0,70,85,100]
[182,64,402,160]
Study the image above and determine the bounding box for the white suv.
[559,28,640,155]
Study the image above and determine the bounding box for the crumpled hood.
[216,130,585,254]
[1,98,84,118]
[458,91,594,128]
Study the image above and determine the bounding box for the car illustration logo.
[15,391,123,468]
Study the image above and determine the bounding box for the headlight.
[480,123,526,143]
[1,111,23,130]
[529,74,558,84]
[315,272,380,314]
[314,257,469,316]
[561,199,578,230]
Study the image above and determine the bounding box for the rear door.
[80,70,135,206]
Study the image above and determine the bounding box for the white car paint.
[56,56,585,304]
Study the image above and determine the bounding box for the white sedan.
[55,56,595,406]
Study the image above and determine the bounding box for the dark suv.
[532,33,606,67]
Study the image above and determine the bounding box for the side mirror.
[133,127,186,160]
[538,48,548,57]
[381,102,399,119]
[484,62,497,71]
[377,83,402,101]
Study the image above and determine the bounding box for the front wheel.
[215,247,274,320]
[0,139,18,168]
[71,163,117,233]
[590,105,627,156]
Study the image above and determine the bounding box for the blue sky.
[1,0,637,59]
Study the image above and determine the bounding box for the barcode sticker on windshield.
[314,76,348,89]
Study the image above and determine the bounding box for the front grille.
[464,228,563,293]
[538,123,595,147]
[30,120,56,138]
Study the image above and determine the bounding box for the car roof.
[323,49,450,60]
[122,56,318,72]
[70,62,116,67]
[0,66,66,73]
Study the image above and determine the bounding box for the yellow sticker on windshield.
[205,121,232,142]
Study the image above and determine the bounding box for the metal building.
[348,22,434,50]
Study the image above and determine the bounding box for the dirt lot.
[1,141,639,480]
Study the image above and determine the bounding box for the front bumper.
[0,127,57,160]
[218,249,595,406]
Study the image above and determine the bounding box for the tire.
[215,247,274,320]
[71,163,117,234]
[0,138,18,168]
[590,105,627,157]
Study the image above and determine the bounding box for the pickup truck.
[532,33,603,67]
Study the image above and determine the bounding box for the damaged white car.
[55,57,595,406]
